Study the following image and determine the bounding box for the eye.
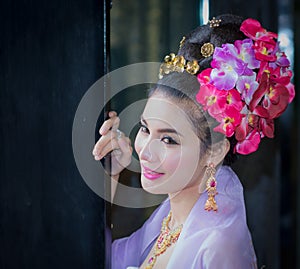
[161,136,179,145]
[139,123,149,134]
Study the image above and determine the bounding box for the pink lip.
[141,165,164,180]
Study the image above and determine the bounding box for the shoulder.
[193,226,257,268]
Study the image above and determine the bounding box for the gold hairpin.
[179,36,186,48]
[159,53,200,79]
[201,43,214,57]
[208,17,222,28]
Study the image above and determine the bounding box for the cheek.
[163,146,201,177]
[161,151,181,172]
[134,132,142,156]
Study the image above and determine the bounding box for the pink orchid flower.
[235,129,261,155]
[240,18,278,42]
[214,106,242,137]
[194,17,295,155]
[197,68,212,85]
[196,83,227,117]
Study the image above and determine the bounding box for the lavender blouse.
[112,166,257,268]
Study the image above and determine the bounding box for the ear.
[207,139,230,166]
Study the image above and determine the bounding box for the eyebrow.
[140,116,182,136]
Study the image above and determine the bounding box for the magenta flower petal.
[197,68,212,85]
[235,129,261,154]
[286,83,295,103]
[213,107,242,137]
[240,18,264,40]
[226,89,244,111]
[235,116,249,141]
[196,84,227,116]
[259,118,274,138]
[193,17,295,155]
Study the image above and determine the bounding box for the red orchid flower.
[269,67,292,85]
[259,118,274,138]
[253,39,277,62]
[241,18,277,42]
[248,72,270,117]
[235,129,261,155]
[249,71,290,119]
[214,106,242,137]
[265,67,295,104]
[235,112,259,141]
[262,83,290,119]
[240,19,265,40]
[286,83,295,103]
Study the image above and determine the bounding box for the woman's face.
[134,93,209,195]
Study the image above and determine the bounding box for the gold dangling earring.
[204,163,218,212]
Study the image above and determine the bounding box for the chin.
[140,175,169,195]
[140,175,184,195]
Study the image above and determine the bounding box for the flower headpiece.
[196,18,295,154]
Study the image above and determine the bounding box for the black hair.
[150,14,248,165]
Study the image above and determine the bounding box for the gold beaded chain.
[145,211,183,269]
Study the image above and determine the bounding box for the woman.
[93,14,294,268]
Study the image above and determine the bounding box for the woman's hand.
[92,111,133,176]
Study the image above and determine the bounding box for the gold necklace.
[145,211,183,269]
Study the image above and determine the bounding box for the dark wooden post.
[0,0,107,268]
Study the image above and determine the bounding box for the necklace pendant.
[146,211,183,269]
[146,255,156,269]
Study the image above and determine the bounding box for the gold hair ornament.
[179,36,186,48]
[159,53,200,79]
[209,17,222,28]
[201,43,214,57]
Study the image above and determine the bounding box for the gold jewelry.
[159,53,200,79]
[208,17,222,28]
[204,163,218,211]
[146,211,183,269]
[201,43,214,58]
[179,36,186,48]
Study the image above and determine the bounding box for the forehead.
[142,95,194,131]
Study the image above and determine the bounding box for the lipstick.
[141,165,164,180]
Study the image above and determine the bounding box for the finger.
[99,115,120,135]
[93,131,117,157]
[108,111,117,117]
[118,137,133,156]
[111,118,120,132]
[95,138,120,160]
[99,116,119,135]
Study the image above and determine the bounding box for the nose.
[138,135,168,165]
[139,138,155,162]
